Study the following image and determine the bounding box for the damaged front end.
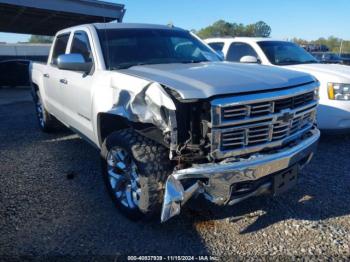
[160,82,321,222]
[161,128,320,222]
[108,77,320,223]
[110,81,179,157]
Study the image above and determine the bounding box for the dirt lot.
[0,88,349,260]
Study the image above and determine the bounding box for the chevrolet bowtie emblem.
[277,110,295,123]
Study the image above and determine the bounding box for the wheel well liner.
[97,113,130,145]
[31,82,39,101]
[97,112,168,148]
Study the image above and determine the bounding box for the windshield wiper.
[180,60,207,64]
[277,59,302,65]
[110,62,152,70]
[300,60,318,64]
[278,59,319,65]
[110,60,207,70]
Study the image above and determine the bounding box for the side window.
[70,31,93,62]
[51,34,70,65]
[208,42,224,52]
[227,42,258,62]
[172,38,205,61]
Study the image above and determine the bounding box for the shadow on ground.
[1,100,349,257]
[184,133,350,234]
[0,101,209,256]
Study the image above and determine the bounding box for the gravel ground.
[0,89,350,261]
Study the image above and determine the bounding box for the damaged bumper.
[161,128,320,222]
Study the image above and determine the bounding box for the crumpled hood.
[285,63,350,83]
[120,62,314,99]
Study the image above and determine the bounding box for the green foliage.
[196,20,271,39]
[254,21,271,37]
[28,35,53,44]
[292,36,350,53]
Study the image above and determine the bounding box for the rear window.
[227,42,258,62]
[208,42,224,52]
[51,34,70,65]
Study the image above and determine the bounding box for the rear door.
[44,33,70,120]
[58,30,95,140]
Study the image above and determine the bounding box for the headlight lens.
[314,86,320,100]
[328,83,350,100]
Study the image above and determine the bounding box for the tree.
[253,21,271,37]
[196,20,233,38]
[196,20,271,39]
[292,36,350,53]
[291,38,309,45]
[28,35,53,44]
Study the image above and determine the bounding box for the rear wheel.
[33,89,59,132]
[101,128,173,221]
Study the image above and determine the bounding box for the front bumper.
[161,128,320,222]
[317,100,350,130]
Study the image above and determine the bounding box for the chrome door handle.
[59,79,68,85]
[43,73,50,78]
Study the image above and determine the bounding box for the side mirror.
[240,55,259,64]
[57,53,92,72]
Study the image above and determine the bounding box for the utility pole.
[339,40,343,56]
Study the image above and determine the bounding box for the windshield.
[312,53,323,60]
[325,53,341,60]
[97,28,221,70]
[258,41,318,66]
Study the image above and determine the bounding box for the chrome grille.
[222,105,248,120]
[250,102,274,116]
[220,109,315,151]
[210,82,319,159]
[220,91,313,122]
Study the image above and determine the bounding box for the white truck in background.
[206,38,350,132]
[30,23,320,222]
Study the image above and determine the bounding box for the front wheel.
[101,128,173,221]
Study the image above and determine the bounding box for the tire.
[101,128,173,221]
[33,89,59,132]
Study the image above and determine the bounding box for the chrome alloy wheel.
[35,92,45,128]
[107,147,142,209]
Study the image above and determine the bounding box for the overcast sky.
[1,0,349,43]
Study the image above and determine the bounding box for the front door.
[58,30,95,141]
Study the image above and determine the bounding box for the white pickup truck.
[206,38,350,131]
[30,23,320,222]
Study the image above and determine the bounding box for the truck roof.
[56,22,186,35]
[93,22,185,31]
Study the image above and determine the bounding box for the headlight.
[314,86,320,100]
[328,83,350,100]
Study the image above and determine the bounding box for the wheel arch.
[97,112,130,146]
[31,76,47,108]
[31,82,41,104]
[97,112,168,148]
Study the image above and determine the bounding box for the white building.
[0,43,51,58]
